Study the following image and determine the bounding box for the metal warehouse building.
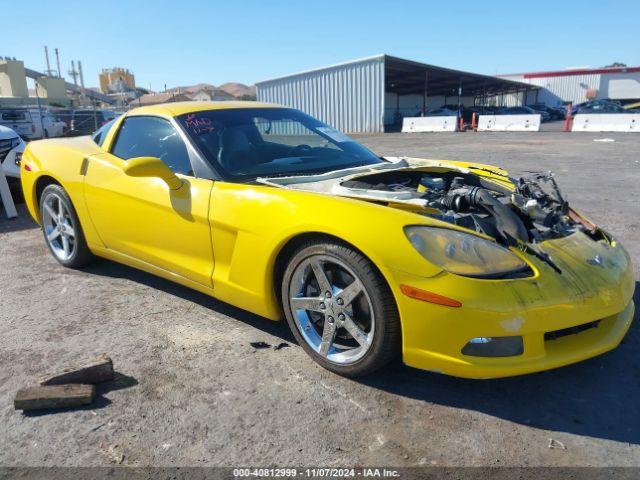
[256,54,537,133]
[499,66,640,106]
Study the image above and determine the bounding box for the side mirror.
[123,156,182,190]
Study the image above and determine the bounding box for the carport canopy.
[384,55,539,105]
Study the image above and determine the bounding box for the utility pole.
[77,60,97,130]
[68,61,80,107]
[54,48,61,78]
[44,46,55,77]
[78,60,88,108]
[78,61,86,94]
[34,85,46,138]
[69,61,79,86]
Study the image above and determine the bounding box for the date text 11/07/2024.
[233,467,401,478]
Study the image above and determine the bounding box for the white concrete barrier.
[0,166,17,219]
[572,114,640,132]
[478,114,541,132]
[402,116,457,133]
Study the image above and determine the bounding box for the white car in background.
[33,109,67,138]
[0,125,26,179]
[0,108,67,140]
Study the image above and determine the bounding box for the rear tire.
[281,240,401,377]
[39,184,93,268]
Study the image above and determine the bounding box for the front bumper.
[386,231,635,379]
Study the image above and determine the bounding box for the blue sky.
[2,0,638,90]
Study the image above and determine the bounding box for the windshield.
[177,108,383,181]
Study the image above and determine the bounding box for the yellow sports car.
[20,102,634,378]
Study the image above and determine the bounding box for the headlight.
[404,226,529,278]
[10,137,22,149]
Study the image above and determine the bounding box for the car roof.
[126,101,282,118]
[0,125,19,138]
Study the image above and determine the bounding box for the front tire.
[39,184,93,268]
[281,240,401,377]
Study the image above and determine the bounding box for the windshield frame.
[176,107,384,183]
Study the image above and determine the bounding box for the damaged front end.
[258,159,634,377]
[339,168,601,246]
[259,159,615,278]
[337,165,617,276]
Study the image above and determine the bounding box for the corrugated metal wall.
[256,56,385,133]
[528,74,600,105]
[500,73,601,105]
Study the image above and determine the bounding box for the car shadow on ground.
[362,281,640,446]
[84,259,639,446]
[0,205,38,234]
[83,259,296,343]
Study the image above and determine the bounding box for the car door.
[83,115,215,287]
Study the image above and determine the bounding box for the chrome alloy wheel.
[288,254,375,365]
[42,192,76,261]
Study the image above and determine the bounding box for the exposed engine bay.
[341,169,587,246]
[257,159,603,250]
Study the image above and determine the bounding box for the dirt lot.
[0,131,639,468]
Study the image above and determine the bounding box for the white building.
[499,66,640,106]
[256,54,535,133]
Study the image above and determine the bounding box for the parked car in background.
[52,108,75,130]
[0,108,67,139]
[471,106,500,115]
[623,101,640,112]
[530,104,566,121]
[70,109,118,136]
[426,107,458,117]
[29,108,67,138]
[497,106,550,122]
[577,100,625,114]
[0,125,26,180]
[0,109,36,139]
[572,99,624,115]
[554,105,569,117]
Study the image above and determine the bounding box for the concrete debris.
[14,384,95,411]
[548,438,567,450]
[39,353,114,386]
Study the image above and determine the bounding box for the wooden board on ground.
[39,353,114,386]
[14,384,95,411]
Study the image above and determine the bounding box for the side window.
[111,116,194,176]
[91,119,115,147]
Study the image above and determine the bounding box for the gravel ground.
[0,131,638,468]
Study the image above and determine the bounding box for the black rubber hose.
[467,187,529,244]
[442,187,529,244]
